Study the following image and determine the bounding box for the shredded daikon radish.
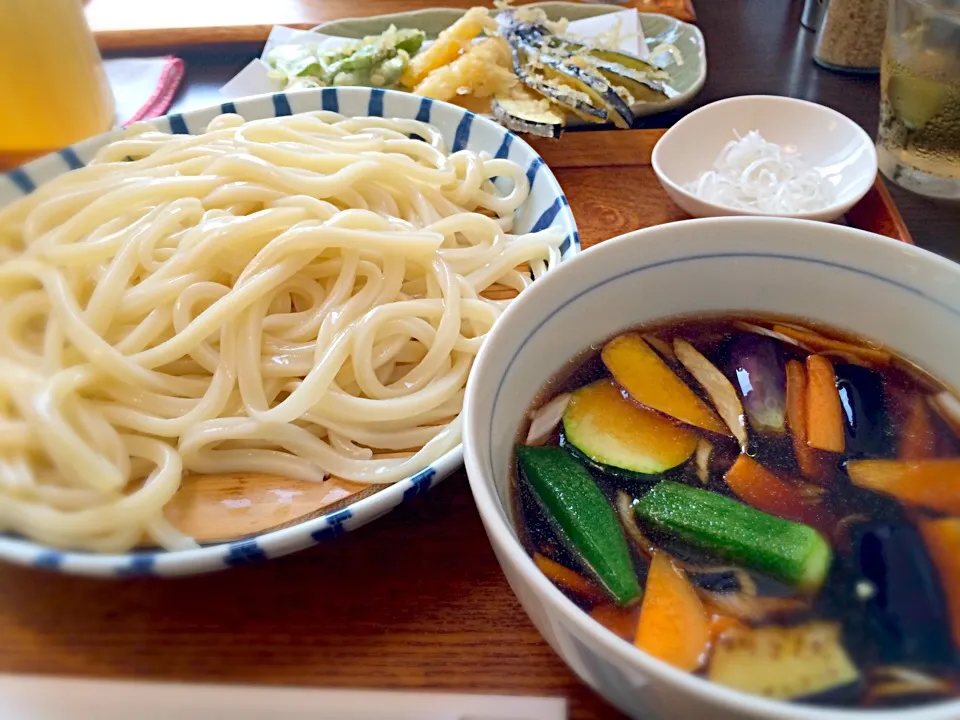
[686,130,836,214]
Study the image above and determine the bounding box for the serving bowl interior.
[0,86,578,578]
[651,95,878,222]
[463,216,960,720]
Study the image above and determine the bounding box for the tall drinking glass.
[0,0,115,170]
[877,0,960,198]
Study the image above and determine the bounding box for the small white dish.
[652,95,878,222]
[463,216,960,720]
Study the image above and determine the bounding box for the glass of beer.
[0,0,115,170]
[877,0,960,199]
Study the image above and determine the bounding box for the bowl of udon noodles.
[0,87,578,576]
[463,217,960,719]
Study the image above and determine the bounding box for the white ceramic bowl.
[462,217,960,720]
[652,96,878,222]
[0,87,579,577]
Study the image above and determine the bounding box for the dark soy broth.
[513,315,960,708]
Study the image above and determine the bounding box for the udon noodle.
[0,111,564,552]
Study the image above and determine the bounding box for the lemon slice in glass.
[887,74,945,130]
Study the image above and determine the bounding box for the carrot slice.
[898,397,937,460]
[919,518,960,649]
[785,360,831,482]
[533,553,606,603]
[847,459,960,513]
[602,334,731,437]
[805,356,845,453]
[635,553,710,671]
[590,603,641,641]
[772,325,891,366]
[724,454,833,535]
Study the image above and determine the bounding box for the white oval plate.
[315,2,707,118]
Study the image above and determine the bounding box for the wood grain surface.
[528,129,912,246]
[86,0,697,51]
[0,478,620,720]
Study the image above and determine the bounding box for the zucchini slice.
[491,88,565,139]
[707,622,861,701]
[562,379,698,476]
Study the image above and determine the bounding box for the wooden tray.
[86,0,697,51]
[527,128,913,249]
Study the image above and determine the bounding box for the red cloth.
[124,56,186,125]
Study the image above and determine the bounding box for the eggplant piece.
[508,46,608,124]
[502,19,577,60]
[501,18,636,128]
[727,336,787,435]
[707,622,861,701]
[497,12,675,119]
[588,48,670,81]
[501,16,671,87]
[491,91,565,139]
[515,43,634,128]
[592,60,670,104]
[499,18,549,41]
[835,364,888,458]
[849,521,956,666]
[539,56,635,128]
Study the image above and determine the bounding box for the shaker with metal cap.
[802,0,827,29]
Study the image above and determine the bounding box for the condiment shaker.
[813,0,887,73]
[802,0,826,29]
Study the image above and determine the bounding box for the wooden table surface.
[2,3,959,720]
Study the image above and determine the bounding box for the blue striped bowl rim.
[0,87,580,577]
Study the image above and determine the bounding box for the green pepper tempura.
[267,26,425,90]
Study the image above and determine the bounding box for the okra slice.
[516,445,641,605]
[634,481,832,592]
